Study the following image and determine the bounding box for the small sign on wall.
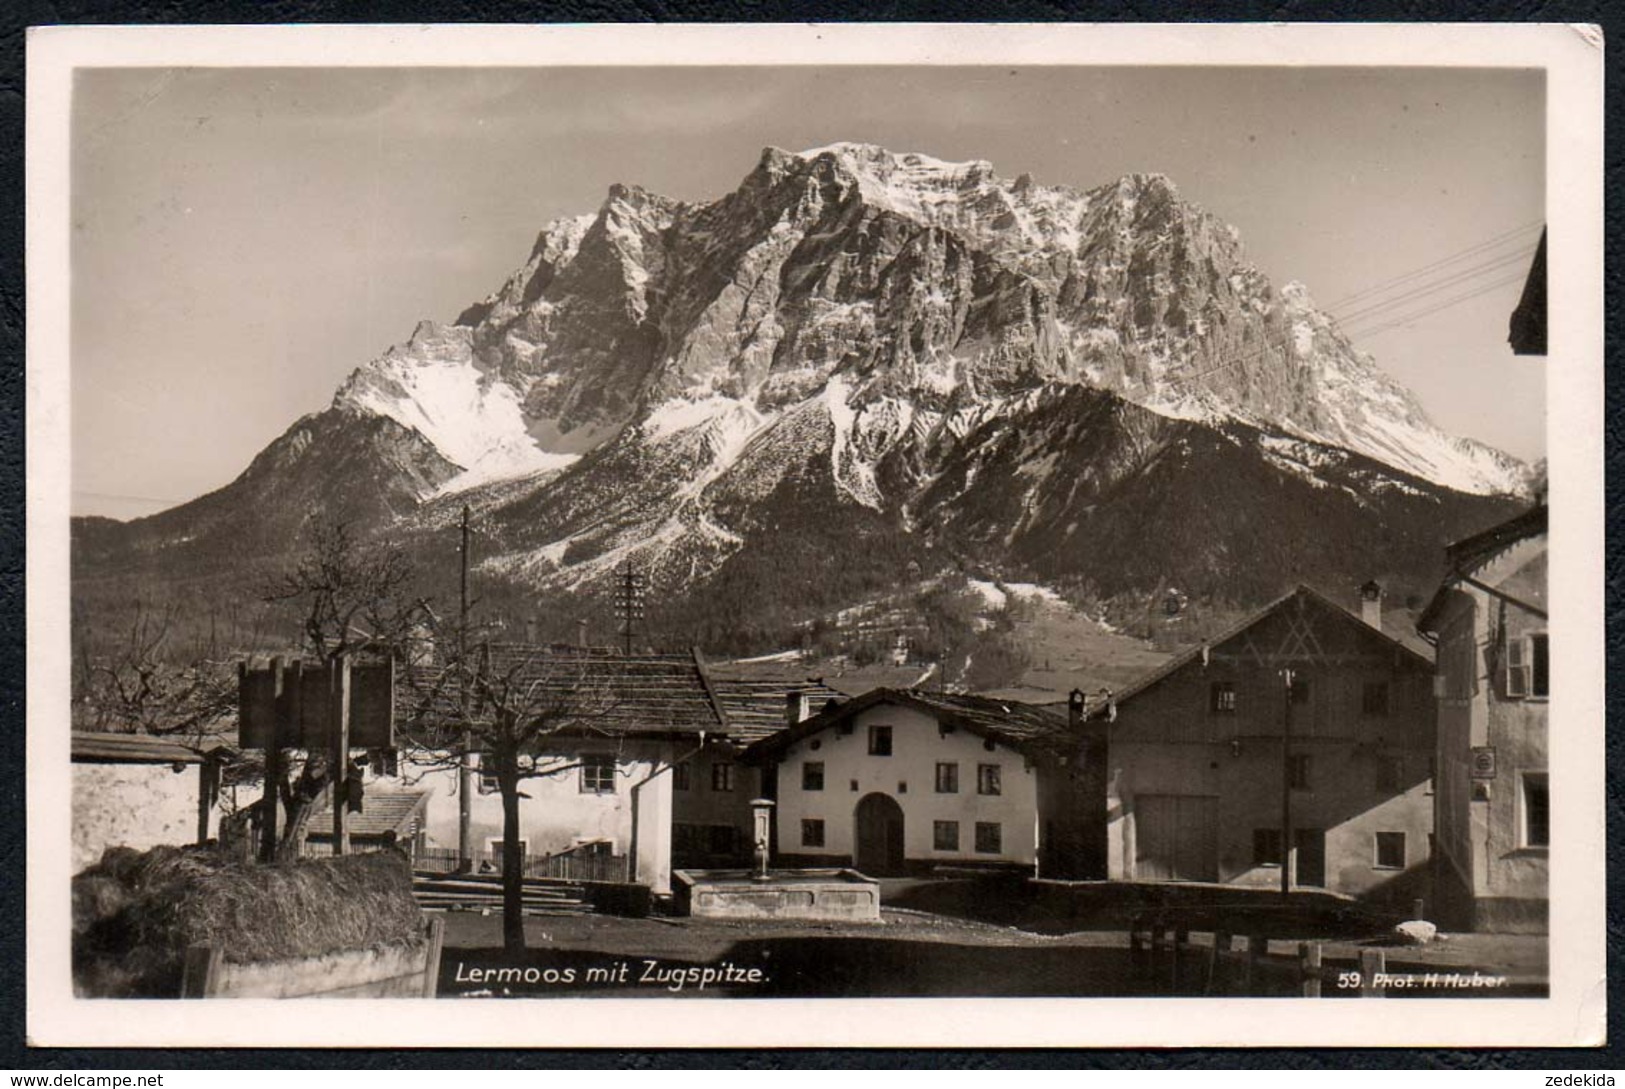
[1470,746,1498,780]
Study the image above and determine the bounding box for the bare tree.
[399,639,619,954]
[72,599,237,742]
[262,519,427,662]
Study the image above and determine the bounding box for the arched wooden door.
[854,792,906,876]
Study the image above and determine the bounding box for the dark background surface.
[1,0,1618,1069]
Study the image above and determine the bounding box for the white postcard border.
[26,21,1606,1049]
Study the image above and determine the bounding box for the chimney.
[1359,580,1383,630]
[786,690,814,729]
[1068,689,1085,730]
[577,618,589,649]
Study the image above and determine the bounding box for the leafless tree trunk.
[274,752,333,862]
[499,756,526,954]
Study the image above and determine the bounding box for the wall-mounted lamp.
[1229,738,1242,758]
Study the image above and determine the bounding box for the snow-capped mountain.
[74,143,1528,625]
[358,143,1525,498]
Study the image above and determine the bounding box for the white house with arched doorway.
[741,688,1078,876]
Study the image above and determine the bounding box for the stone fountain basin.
[672,868,881,922]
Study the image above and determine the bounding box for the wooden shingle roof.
[308,789,430,841]
[709,677,847,745]
[397,645,729,739]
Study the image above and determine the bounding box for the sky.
[70,65,1545,519]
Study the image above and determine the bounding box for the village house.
[71,731,237,872]
[1082,584,1436,904]
[669,676,844,871]
[1417,505,1548,933]
[741,688,1084,877]
[306,788,432,863]
[390,646,733,895]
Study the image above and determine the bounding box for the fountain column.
[750,798,775,881]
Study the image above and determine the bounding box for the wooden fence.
[181,916,444,999]
[417,846,631,884]
[1129,922,1391,997]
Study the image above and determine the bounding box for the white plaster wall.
[772,704,1039,866]
[405,739,679,892]
[73,763,206,873]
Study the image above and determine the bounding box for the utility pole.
[1280,667,1294,900]
[330,652,351,857]
[457,504,475,873]
[614,560,645,656]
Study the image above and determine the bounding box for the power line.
[1155,222,1540,389]
[72,489,188,506]
[1323,220,1543,311]
[1342,271,1530,341]
[1333,245,1536,326]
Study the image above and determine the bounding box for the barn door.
[1135,795,1218,882]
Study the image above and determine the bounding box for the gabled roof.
[741,687,1075,764]
[708,677,848,745]
[1088,584,1434,718]
[1443,504,1547,578]
[308,789,431,841]
[1418,505,1548,633]
[398,645,729,739]
[71,731,220,765]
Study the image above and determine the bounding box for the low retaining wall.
[182,916,443,998]
[673,869,880,922]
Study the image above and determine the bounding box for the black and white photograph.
[26,23,1604,1048]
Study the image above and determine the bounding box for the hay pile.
[73,845,425,997]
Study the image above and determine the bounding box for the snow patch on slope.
[336,322,577,496]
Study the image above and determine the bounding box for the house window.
[707,825,737,855]
[1375,755,1403,793]
[671,763,690,791]
[974,821,1002,854]
[802,761,825,791]
[479,770,499,795]
[1252,828,1282,867]
[935,762,959,794]
[933,820,960,851]
[673,823,702,854]
[1374,832,1407,870]
[711,762,735,792]
[1289,675,1311,705]
[1530,633,1550,698]
[1507,632,1551,699]
[1523,773,1550,848]
[1361,681,1390,716]
[1210,681,1236,714]
[1288,753,1311,791]
[868,725,893,756]
[801,819,826,848]
[579,753,616,794]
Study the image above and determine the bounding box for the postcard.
[27,21,1605,1048]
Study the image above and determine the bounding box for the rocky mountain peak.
[77,143,1532,636]
[316,142,1531,526]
